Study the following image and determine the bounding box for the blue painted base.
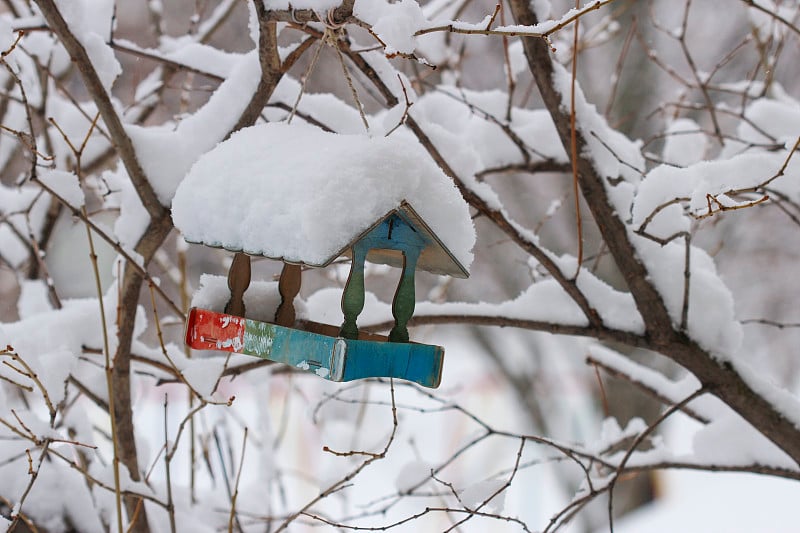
[185,308,444,388]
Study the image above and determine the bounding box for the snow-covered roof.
[171,122,475,275]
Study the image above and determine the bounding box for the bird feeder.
[172,123,474,388]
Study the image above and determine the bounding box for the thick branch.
[339,45,601,328]
[112,6,285,528]
[267,0,355,26]
[665,337,800,466]
[366,314,646,347]
[229,0,282,133]
[33,0,166,220]
[507,0,800,466]
[507,0,673,342]
[32,2,287,529]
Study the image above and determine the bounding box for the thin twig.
[227,428,248,533]
[82,205,124,533]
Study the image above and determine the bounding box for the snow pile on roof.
[171,122,475,270]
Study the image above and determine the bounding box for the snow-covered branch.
[2,0,800,531]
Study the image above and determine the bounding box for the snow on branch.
[3,1,800,531]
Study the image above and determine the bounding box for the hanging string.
[329,28,370,132]
[320,9,370,133]
[288,9,370,133]
[287,34,325,124]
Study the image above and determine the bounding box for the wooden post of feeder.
[340,242,368,340]
[224,252,251,317]
[389,249,420,343]
[275,263,302,327]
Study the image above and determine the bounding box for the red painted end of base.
[185,308,246,352]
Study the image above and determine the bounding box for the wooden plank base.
[185,308,443,388]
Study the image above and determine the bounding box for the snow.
[4,3,800,532]
[0,181,51,269]
[395,459,433,493]
[191,274,306,325]
[587,344,724,421]
[662,118,707,167]
[608,468,800,533]
[605,414,800,533]
[0,101,25,171]
[303,262,639,334]
[692,413,795,468]
[38,169,84,208]
[265,0,341,9]
[17,280,52,319]
[52,0,120,92]
[625,143,800,355]
[731,95,800,149]
[355,0,427,55]
[634,152,787,227]
[635,237,742,356]
[3,298,110,364]
[556,256,644,332]
[46,95,110,169]
[115,38,241,80]
[547,60,748,355]
[731,358,800,431]
[746,0,798,40]
[0,17,14,51]
[19,26,71,79]
[305,286,392,326]
[0,460,104,533]
[412,88,567,168]
[551,63,645,189]
[0,226,27,268]
[172,121,475,270]
[126,48,262,204]
[173,353,228,399]
[268,76,371,135]
[404,86,569,219]
[417,278,587,325]
[103,167,150,247]
[460,477,507,512]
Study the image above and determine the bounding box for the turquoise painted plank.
[242,318,345,380]
[341,339,443,388]
[186,308,443,387]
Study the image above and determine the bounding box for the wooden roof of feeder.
[171,122,475,278]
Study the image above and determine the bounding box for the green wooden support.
[340,242,368,339]
[389,250,419,343]
[340,214,428,343]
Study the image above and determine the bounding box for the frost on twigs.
[4,0,800,531]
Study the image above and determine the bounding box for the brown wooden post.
[275,263,302,326]
[224,252,251,317]
[340,243,368,339]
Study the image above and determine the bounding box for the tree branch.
[338,43,602,328]
[507,0,800,466]
[507,0,673,342]
[33,0,167,220]
[366,314,647,347]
